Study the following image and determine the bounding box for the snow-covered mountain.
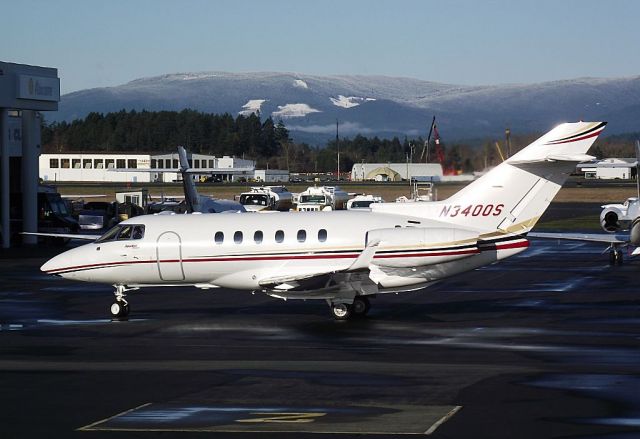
[52,72,640,143]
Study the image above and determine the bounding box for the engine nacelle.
[630,218,640,247]
[367,226,479,268]
[601,198,639,233]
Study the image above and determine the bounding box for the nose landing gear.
[110,284,134,319]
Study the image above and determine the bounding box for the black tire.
[331,303,352,321]
[352,296,371,316]
[110,301,123,318]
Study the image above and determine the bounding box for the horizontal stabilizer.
[529,231,628,245]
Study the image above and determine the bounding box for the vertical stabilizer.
[178,146,200,213]
[373,122,607,234]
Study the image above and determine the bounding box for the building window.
[297,230,306,242]
[234,231,243,244]
[127,159,137,169]
[49,158,59,168]
[94,159,104,169]
[318,229,327,242]
[275,230,284,243]
[214,231,224,244]
[116,159,126,169]
[105,159,115,169]
[72,159,81,169]
[254,230,263,244]
[83,159,92,169]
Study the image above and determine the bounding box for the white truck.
[295,186,350,212]
[239,186,294,212]
[346,194,384,210]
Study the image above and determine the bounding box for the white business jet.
[41,121,607,320]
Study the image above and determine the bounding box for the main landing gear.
[609,248,624,266]
[330,296,371,321]
[110,285,131,319]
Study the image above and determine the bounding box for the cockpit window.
[118,226,133,240]
[96,225,121,243]
[96,224,145,243]
[132,226,144,240]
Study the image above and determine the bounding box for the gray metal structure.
[0,61,60,248]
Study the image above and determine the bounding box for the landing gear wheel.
[110,301,129,318]
[331,303,352,321]
[352,296,371,317]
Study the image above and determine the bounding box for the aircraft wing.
[529,231,629,245]
[259,240,380,290]
[22,232,98,241]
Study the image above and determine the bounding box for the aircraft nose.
[41,250,74,276]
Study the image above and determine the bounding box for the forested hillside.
[42,109,639,173]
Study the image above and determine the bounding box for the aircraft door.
[156,231,185,281]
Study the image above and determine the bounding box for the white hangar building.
[577,158,638,180]
[351,162,444,182]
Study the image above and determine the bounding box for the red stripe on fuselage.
[45,240,527,275]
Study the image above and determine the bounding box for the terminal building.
[40,153,256,183]
[1,61,60,248]
[351,162,444,182]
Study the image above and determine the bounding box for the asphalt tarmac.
[1,222,639,438]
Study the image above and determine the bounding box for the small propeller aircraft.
[41,121,607,320]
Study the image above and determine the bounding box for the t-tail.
[374,121,607,234]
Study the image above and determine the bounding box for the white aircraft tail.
[177,146,200,213]
[374,121,607,234]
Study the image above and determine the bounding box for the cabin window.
[297,229,306,242]
[72,159,81,169]
[254,230,263,244]
[127,159,137,169]
[151,159,157,169]
[94,159,104,169]
[214,231,224,244]
[275,230,284,243]
[318,229,327,242]
[117,159,126,169]
[49,158,59,168]
[61,158,70,168]
[83,159,92,169]
[208,160,214,168]
[105,159,115,169]
[173,159,178,168]
[234,231,243,244]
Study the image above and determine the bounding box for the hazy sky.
[3,0,639,94]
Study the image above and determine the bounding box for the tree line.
[42,109,640,173]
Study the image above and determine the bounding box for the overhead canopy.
[365,166,402,182]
